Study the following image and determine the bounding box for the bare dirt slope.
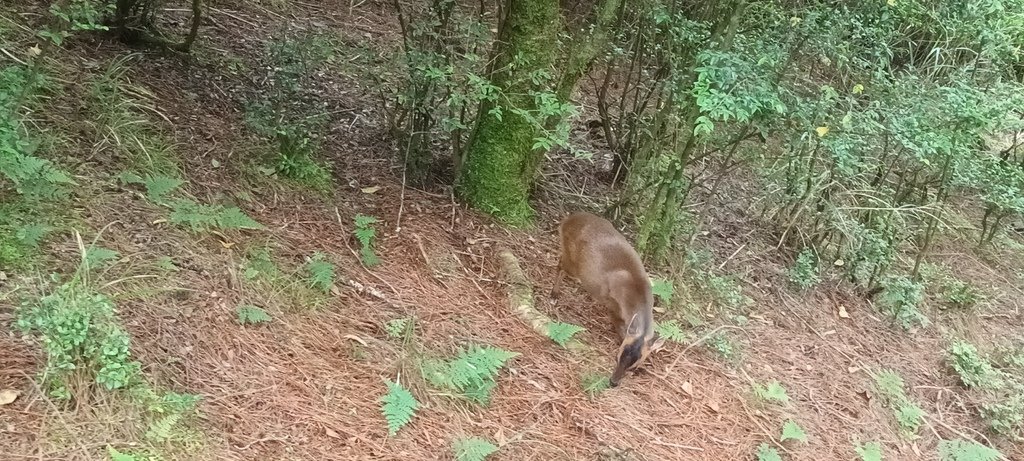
[2,1,1023,460]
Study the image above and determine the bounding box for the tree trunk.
[457,0,560,226]
[522,0,621,183]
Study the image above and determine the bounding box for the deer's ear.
[624,313,642,336]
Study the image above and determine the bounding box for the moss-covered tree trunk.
[456,0,560,226]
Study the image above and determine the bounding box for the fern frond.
[650,277,674,303]
[380,380,419,436]
[854,441,883,461]
[753,380,789,404]
[143,174,183,204]
[937,439,1002,461]
[755,443,782,461]
[655,319,688,343]
[452,437,498,461]
[145,412,181,442]
[305,252,335,292]
[780,420,807,443]
[546,322,585,347]
[237,305,272,325]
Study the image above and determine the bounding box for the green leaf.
[107,445,137,461]
[143,174,183,204]
[546,322,585,347]
[755,443,782,461]
[304,252,335,292]
[854,441,883,461]
[650,277,674,303]
[753,380,789,404]
[780,420,807,443]
[380,380,419,436]
[236,305,271,325]
[385,318,410,339]
[937,439,1001,461]
[85,246,119,269]
[581,372,610,397]
[452,437,498,461]
[16,223,52,247]
[655,319,688,343]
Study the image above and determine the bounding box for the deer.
[551,211,659,387]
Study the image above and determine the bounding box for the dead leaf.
[361,186,381,194]
[706,400,720,413]
[911,442,921,456]
[837,305,850,319]
[0,389,20,405]
[28,46,41,57]
[325,428,341,439]
[494,428,508,447]
[857,390,871,403]
[681,381,694,397]
[343,334,367,347]
[833,259,845,267]
[848,366,860,373]
[152,219,168,225]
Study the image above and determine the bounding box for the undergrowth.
[422,345,518,406]
[872,369,925,437]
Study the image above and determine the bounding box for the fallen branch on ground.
[496,247,588,353]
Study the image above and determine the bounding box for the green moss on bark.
[457,0,560,226]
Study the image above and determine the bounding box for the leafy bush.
[947,340,1002,390]
[422,345,518,406]
[245,32,334,191]
[872,369,924,436]
[877,276,928,330]
[16,278,141,399]
[788,248,821,290]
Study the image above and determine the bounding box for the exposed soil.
[1,1,1023,461]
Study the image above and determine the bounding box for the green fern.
[452,437,499,461]
[385,318,410,339]
[753,380,789,404]
[656,319,688,343]
[143,174,183,204]
[304,252,335,292]
[755,443,782,461]
[168,200,263,232]
[353,214,380,266]
[236,305,271,325]
[380,380,419,436]
[85,246,119,269]
[650,277,674,303]
[423,345,518,405]
[145,412,181,442]
[854,441,883,461]
[581,372,610,397]
[872,369,925,436]
[15,223,52,247]
[780,420,807,443]
[937,439,1002,461]
[947,340,1002,390]
[107,445,139,461]
[546,322,585,347]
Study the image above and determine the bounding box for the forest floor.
[2,1,1023,460]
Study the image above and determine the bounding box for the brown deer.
[552,211,658,387]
